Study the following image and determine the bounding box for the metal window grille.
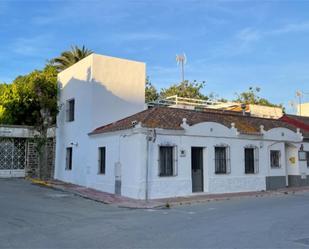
[245,148,255,174]
[98,147,106,174]
[66,147,73,170]
[0,138,26,170]
[215,147,228,174]
[159,146,174,176]
[270,150,281,168]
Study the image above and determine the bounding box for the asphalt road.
[1,179,309,249]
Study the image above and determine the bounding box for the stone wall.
[25,138,56,179]
[25,141,39,177]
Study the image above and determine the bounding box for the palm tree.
[50,45,93,71]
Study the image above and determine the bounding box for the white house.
[55,53,309,200]
[55,53,145,188]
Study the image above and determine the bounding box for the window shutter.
[226,147,231,174]
[254,148,259,174]
[159,147,165,176]
[173,146,178,176]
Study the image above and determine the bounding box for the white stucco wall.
[53,53,308,199]
[146,124,267,199]
[57,116,308,200]
[145,124,304,199]
[54,54,146,187]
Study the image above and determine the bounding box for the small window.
[270,150,281,168]
[66,99,75,122]
[66,147,72,170]
[215,146,230,174]
[98,147,106,174]
[159,146,175,176]
[244,147,259,174]
[306,152,309,168]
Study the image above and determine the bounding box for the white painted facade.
[54,53,309,200]
[54,54,146,187]
[86,122,306,199]
[298,103,309,117]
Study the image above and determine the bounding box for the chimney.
[241,103,246,116]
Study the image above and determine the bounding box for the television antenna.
[289,100,298,114]
[296,90,303,116]
[176,53,187,82]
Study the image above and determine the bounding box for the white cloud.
[236,28,261,43]
[11,35,53,56]
[112,32,172,42]
[213,21,309,59]
[269,21,309,35]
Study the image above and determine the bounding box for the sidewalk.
[29,178,309,209]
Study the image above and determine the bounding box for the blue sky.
[1,0,309,113]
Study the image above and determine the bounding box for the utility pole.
[176,53,186,82]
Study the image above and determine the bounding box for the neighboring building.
[0,125,55,178]
[54,54,146,188]
[88,107,308,199]
[54,53,309,200]
[149,95,283,119]
[226,104,283,119]
[298,103,309,117]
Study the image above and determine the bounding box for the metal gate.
[0,138,26,177]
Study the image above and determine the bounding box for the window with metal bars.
[215,146,229,174]
[270,150,281,168]
[98,147,106,174]
[66,99,75,122]
[245,148,255,174]
[159,146,175,176]
[66,147,72,170]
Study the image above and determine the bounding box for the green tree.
[160,80,208,100]
[0,65,58,126]
[145,77,159,102]
[0,66,58,179]
[234,87,282,107]
[49,45,93,71]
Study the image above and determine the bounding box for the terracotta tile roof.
[280,114,309,133]
[90,107,309,138]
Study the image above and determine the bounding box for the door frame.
[191,146,205,193]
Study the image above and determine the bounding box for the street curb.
[28,178,166,209]
[160,189,301,208]
[28,178,309,209]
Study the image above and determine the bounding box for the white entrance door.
[0,138,26,178]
